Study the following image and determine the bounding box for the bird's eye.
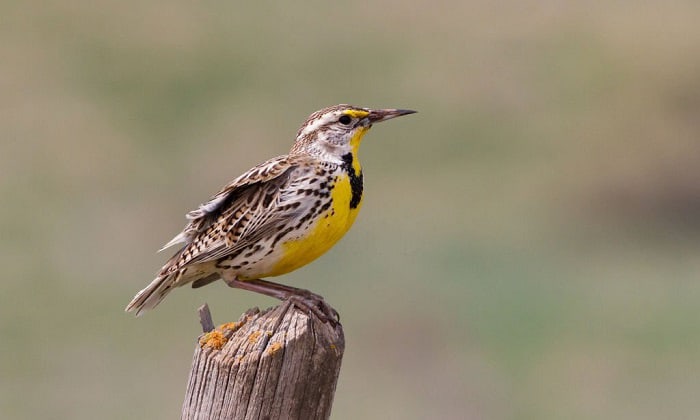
[338,115,352,125]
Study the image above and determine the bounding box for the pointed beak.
[367,108,417,123]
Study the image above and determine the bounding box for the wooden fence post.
[181,302,344,420]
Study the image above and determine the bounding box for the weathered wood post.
[181,302,345,420]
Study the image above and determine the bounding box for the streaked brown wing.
[159,154,313,274]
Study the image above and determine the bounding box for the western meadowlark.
[125,104,416,321]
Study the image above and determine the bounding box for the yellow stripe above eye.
[343,109,370,119]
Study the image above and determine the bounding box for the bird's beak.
[367,108,417,123]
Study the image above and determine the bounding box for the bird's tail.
[125,271,181,316]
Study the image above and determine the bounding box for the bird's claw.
[287,294,339,325]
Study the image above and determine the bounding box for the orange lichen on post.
[247,330,262,344]
[198,320,248,350]
[199,330,227,350]
[218,322,240,332]
[183,304,345,419]
[266,341,283,356]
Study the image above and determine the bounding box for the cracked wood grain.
[182,301,344,420]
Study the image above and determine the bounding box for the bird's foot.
[221,276,339,324]
[287,293,339,325]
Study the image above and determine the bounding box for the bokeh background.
[3,1,700,419]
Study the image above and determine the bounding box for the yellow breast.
[268,173,362,276]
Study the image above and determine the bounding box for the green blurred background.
[2,1,700,419]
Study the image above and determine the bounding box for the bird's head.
[291,104,416,160]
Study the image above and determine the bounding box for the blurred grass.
[2,0,700,419]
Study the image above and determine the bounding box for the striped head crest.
[291,104,416,157]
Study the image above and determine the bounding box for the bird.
[125,104,416,321]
